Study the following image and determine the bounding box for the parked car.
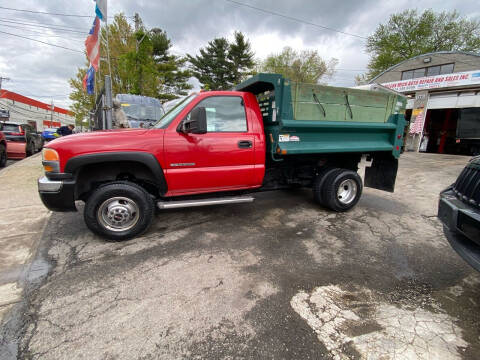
[0,122,43,157]
[38,74,407,241]
[42,128,58,141]
[438,156,480,272]
[0,131,7,167]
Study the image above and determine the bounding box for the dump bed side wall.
[235,74,407,160]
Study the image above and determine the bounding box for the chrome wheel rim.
[337,179,357,205]
[97,196,140,232]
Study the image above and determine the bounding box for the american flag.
[85,17,100,71]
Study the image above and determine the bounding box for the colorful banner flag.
[85,16,100,71]
[95,0,107,22]
[83,66,95,95]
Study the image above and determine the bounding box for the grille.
[453,165,480,207]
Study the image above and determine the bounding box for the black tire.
[0,144,6,167]
[312,166,337,206]
[26,142,34,156]
[321,169,363,212]
[84,181,155,241]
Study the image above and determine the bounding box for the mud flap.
[364,153,398,193]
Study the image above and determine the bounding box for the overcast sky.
[0,0,478,109]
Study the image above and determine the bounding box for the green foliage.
[150,28,192,102]
[69,13,192,120]
[187,31,255,90]
[365,9,480,80]
[68,64,95,125]
[261,47,338,84]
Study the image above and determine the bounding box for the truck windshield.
[154,94,196,129]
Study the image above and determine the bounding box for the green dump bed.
[235,73,407,159]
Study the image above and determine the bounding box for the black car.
[438,156,480,271]
[0,122,43,156]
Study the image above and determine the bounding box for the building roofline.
[0,89,72,115]
[369,51,480,83]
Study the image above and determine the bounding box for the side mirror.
[181,107,207,134]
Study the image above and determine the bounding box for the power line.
[223,0,368,40]
[0,23,84,41]
[0,5,93,18]
[0,30,84,53]
[0,18,87,33]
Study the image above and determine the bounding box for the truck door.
[164,95,255,195]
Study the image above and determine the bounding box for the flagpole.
[105,14,112,80]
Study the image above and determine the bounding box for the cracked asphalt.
[1,152,480,359]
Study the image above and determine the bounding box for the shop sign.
[382,70,480,92]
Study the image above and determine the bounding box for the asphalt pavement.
[1,152,479,360]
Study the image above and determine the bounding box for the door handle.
[238,140,253,149]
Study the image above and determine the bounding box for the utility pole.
[104,75,113,129]
[134,13,140,32]
[0,76,10,90]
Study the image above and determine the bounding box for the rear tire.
[0,144,6,167]
[312,167,336,206]
[322,169,363,212]
[84,181,155,241]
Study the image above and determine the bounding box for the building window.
[426,65,441,77]
[413,68,426,78]
[401,62,455,80]
[402,70,414,80]
[440,63,454,74]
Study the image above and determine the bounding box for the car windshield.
[154,94,196,129]
[121,103,164,122]
[1,123,20,132]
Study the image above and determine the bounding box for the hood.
[48,128,149,146]
[470,155,480,165]
[46,128,163,169]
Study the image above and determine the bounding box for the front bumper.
[438,187,480,272]
[38,176,77,212]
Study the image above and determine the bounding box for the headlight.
[42,148,60,173]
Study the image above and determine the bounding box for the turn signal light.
[42,148,59,161]
[42,148,60,173]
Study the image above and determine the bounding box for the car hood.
[46,128,164,169]
[470,155,480,166]
[48,128,149,145]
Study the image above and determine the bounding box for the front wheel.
[84,181,155,241]
[321,169,363,212]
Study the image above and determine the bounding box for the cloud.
[0,0,478,108]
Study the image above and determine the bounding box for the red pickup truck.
[38,74,406,240]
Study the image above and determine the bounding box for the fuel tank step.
[157,196,254,209]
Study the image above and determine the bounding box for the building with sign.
[369,51,480,155]
[0,90,75,131]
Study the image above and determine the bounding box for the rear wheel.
[84,181,155,241]
[0,144,6,167]
[321,169,363,212]
[312,167,336,206]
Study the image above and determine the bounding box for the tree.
[68,64,95,126]
[69,13,191,121]
[261,47,338,84]
[187,31,255,90]
[150,28,192,102]
[364,9,480,80]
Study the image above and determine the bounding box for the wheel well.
[75,161,160,200]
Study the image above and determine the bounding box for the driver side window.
[192,96,247,132]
